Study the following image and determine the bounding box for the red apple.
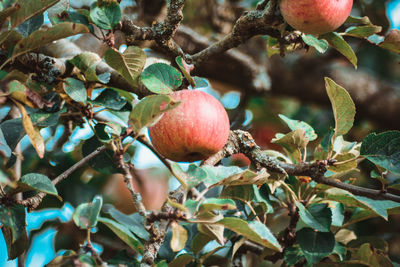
[279,0,353,35]
[148,90,230,162]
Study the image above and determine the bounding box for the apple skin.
[148,90,230,162]
[279,0,353,35]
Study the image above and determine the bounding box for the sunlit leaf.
[18,173,59,199]
[104,46,146,88]
[324,77,355,137]
[72,195,103,229]
[10,0,59,28]
[278,114,317,141]
[170,222,188,252]
[302,34,328,53]
[140,63,183,94]
[320,32,357,68]
[90,1,121,30]
[64,77,87,103]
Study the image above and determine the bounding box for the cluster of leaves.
[0,0,399,266]
[268,15,400,68]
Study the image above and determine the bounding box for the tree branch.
[16,146,107,210]
[205,130,400,203]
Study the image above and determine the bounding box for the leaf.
[10,0,59,28]
[0,127,11,158]
[170,222,188,252]
[104,46,146,88]
[346,206,400,226]
[103,204,149,240]
[192,232,213,255]
[328,153,358,173]
[18,173,59,199]
[345,16,372,25]
[13,100,45,158]
[343,25,382,38]
[297,202,332,232]
[301,34,329,53]
[0,204,26,243]
[90,88,127,110]
[325,188,400,220]
[360,131,400,174]
[47,0,69,24]
[99,217,144,254]
[140,63,183,94]
[198,165,269,189]
[0,118,25,151]
[198,198,237,214]
[129,94,180,132]
[378,29,400,54]
[278,114,317,141]
[16,14,44,37]
[357,243,394,267]
[2,226,28,260]
[175,56,195,87]
[72,195,103,229]
[198,222,225,245]
[284,246,304,266]
[271,129,308,163]
[82,136,119,174]
[320,32,357,68]
[297,228,335,265]
[69,52,110,83]
[168,254,195,267]
[64,77,87,103]
[220,185,255,202]
[89,1,121,30]
[217,217,282,252]
[0,4,19,29]
[7,22,89,66]
[324,77,355,137]
[331,202,345,227]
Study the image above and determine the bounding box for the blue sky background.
[1,1,400,266]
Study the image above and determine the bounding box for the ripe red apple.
[148,90,230,162]
[279,0,353,35]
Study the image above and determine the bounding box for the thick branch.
[205,130,400,203]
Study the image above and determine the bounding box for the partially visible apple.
[149,90,230,162]
[279,0,353,35]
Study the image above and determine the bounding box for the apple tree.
[0,0,399,266]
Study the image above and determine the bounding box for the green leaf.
[129,94,180,132]
[284,246,304,266]
[345,15,372,25]
[89,1,121,30]
[0,118,25,151]
[378,29,400,54]
[168,254,195,267]
[271,129,308,163]
[297,228,335,265]
[301,34,329,53]
[0,4,19,29]
[103,204,149,240]
[325,188,400,220]
[192,232,212,255]
[90,88,127,110]
[344,25,382,38]
[104,46,146,88]
[325,77,355,137]
[328,153,358,173]
[360,131,400,175]
[198,198,237,214]
[2,225,28,260]
[7,22,89,66]
[331,202,345,227]
[320,32,357,68]
[220,185,254,202]
[69,52,110,83]
[64,77,87,103]
[18,173,59,199]
[72,195,103,229]
[99,217,144,254]
[346,206,400,226]
[140,63,183,94]
[217,217,281,252]
[47,0,69,24]
[30,108,65,128]
[199,165,269,189]
[297,202,332,232]
[278,114,317,141]
[16,14,44,37]
[170,222,188,252]
[0,204,26,243]
[357,243,394,266]
[0,127,11,158]
[10,0,59,28]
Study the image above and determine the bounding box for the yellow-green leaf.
[325,77,355,137]
[170,222,188,252]
[320,32,357,68]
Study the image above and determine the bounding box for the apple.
[279,0,353,35]
[148,90,230,162]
